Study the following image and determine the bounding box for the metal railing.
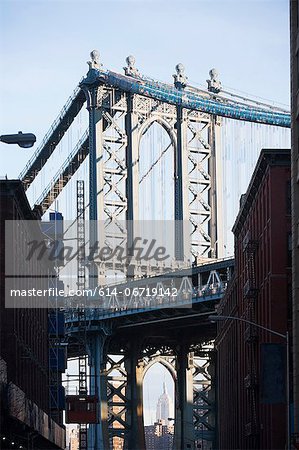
[19,80,84,182]
[34,129,88,207]
[64,281,227,323]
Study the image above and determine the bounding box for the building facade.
[0,180,65,449]
[290,0,299,443]
[216,149,291,449]
[145,421,174,450]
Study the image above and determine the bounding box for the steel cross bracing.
[191,345,216,445]
[75,342,217,449]
[90,83,220,261]
[78,339,216,449]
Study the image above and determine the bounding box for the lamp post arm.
[209,315,287,339]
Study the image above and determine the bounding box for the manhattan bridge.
[19,51,291,450]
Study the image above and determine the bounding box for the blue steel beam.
[83,68,291,128]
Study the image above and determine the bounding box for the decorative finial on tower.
[173,63,188,89]
[207,68,222,93]
[124,55,140,77]
[87,49,102,70]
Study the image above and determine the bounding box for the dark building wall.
[290,0,299,436]
[216,149,291,450]
[0,180,65,449]
[0,180,50,413]
[216,280,240,449]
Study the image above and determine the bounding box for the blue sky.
[0,0,290,427]
[0,0,290,177]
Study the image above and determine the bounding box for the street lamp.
[208,314,290,450]
[0,131,36,148]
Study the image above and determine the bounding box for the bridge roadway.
[65,258,234,357]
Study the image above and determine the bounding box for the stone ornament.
[173,63,188,89]
[87,49,102,70]
[207,68,222,93]
[124,55,140,77]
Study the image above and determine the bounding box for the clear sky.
[0,0,290,178]
[0,0,290,428]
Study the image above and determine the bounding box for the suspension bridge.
[19,50,290,450]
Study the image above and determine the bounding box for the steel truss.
[82,80,222,272]
[101,341,216,450]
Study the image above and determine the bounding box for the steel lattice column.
[82,83,105,288]
[88,332,110,450]
[175,346,195,450]
[192,348,216,450]
[124,341,146,450]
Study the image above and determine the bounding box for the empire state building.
[156,382,173,425]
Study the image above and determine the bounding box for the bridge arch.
[138,118,176,221]
[142,355,177,382]
[137,116,177,150]
[142,357,176,448]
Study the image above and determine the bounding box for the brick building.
[144,421,174,450]
[0,179,65,449]
[216,149,291,449]
[290,0,299,441]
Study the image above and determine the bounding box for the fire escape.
[242,230,259,441]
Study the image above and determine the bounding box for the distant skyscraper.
[156,382,173,424]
